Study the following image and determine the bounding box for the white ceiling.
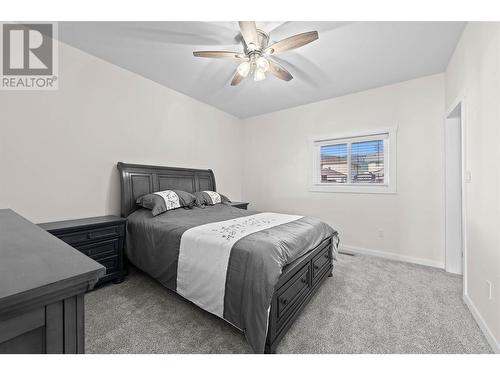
[59,22,465,118]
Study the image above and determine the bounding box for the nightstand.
[228,201,249,210]
[39,216,127,285]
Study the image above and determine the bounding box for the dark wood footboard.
[265,236,334,353]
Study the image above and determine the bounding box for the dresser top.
[39,215,126,232]
[0,209,105,304]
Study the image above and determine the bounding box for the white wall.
[0,42,242,223]
[242,74,445,267]
[445,22,500,351]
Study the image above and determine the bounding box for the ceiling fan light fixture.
[193,22,319,86]
[254,69,266,82]
[256,56,270,72]
[237,61,251,77]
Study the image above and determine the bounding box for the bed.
[117,162,339,353]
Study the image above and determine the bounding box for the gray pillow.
[193,191,231,207]
[136,190,195,216]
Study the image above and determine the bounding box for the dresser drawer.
[74,238,120,259]
[276,264,310,320]
[95,254,119,275]
[312,245,331,282]
[57,225,124,245]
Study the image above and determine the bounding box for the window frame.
[310,127,397,194]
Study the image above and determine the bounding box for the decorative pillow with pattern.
[136,190,195,216]
[193,191,231,207]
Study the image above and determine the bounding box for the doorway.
[444,101,464,275]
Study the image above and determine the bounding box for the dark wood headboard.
[117,162,216,217]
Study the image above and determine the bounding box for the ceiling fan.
[193,22,319,85]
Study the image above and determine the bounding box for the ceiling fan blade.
[230,71,245,86]
[193,51,245,59]
[265,31,319,55]
[268,59,293,81]
[238,21,259,49]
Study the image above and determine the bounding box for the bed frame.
[117,162,334,353]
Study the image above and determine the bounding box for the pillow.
[193,191,231,207]
[136,190,195,216]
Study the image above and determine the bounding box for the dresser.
[39,216,127,285]
[0,209,105,354]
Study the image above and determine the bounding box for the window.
[311,128,396,193]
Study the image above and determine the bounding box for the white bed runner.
[176,212,302,318]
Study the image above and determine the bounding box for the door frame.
[444,91,467,296]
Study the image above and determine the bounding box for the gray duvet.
[126,204,337,353]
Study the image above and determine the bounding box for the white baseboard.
[339,244,445,269]
[463,294,500,353]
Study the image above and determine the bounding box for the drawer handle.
[280,297,288,306]
[300,277,307,284]
[324,253,330,259]
[313,264,320,270]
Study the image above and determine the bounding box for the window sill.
[309,184,396,194]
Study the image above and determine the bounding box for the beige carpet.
[85,253,492,353]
